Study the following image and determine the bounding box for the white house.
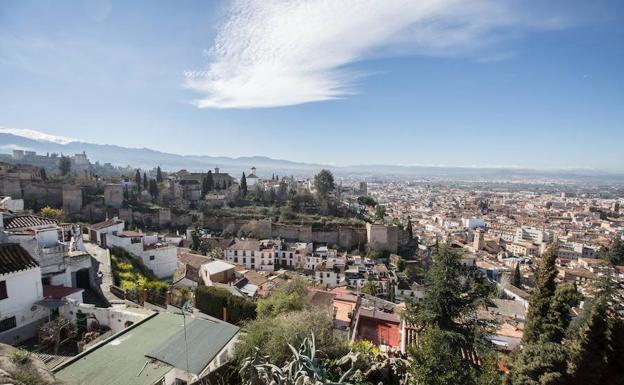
[0,243,48,344]
[106,230,177,278]
[246,167,259,186]
[86,217,125,247]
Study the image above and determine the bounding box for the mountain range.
[1,127,622,183]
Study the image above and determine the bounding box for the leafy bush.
[235,310,347,366]
[256,278,308,318]
[195,286,256,325]
[9,349,30,365]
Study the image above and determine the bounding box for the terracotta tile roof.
[3,215,57,230]
[89,218,124,231]
[43,285,83,299]
[0,243,39,274]
[178,250,212,269]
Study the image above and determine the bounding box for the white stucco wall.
[0,267,46,332]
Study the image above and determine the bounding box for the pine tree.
[135,169,142,191]
[240,172,248,197]
[156,166,163,183]
[511,263,522,288]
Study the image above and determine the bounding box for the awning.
[34,298,66,309]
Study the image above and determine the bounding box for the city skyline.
[1,0,623,171]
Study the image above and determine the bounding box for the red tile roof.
[43,285,83,299]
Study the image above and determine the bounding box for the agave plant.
[240,334,352,385]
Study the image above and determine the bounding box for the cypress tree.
[143,172,148,190]
[206,170,214,191]
[523,243,559,344]
[511,263,522,288]
[406,217,413,240]
[135,169,142,191]
[156,166,163,183]
[240,172,248,197]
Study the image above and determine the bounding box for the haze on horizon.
[1,0,623,172]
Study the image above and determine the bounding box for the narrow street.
[84,242,124,306]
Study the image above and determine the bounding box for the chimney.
[223,306,228,322]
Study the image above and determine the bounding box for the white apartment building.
[514,226,553,244]
[224,239,278,272]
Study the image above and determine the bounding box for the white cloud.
[185,0,558,109]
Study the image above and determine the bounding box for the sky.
[0,0,623,171]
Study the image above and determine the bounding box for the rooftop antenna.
[181,299,193,379]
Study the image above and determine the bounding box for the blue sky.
[1,0,623,171]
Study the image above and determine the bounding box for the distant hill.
[1,128,622,183]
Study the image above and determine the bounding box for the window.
[0,281,7,300]
[234,250,238,256]
[149,255,155,261]
[0,316,16,332]
[234,257,238,263]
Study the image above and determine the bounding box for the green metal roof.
[147,317,239,375]
[55,312,234,385]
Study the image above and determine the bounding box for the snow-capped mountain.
[0,127,76,145]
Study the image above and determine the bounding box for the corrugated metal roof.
[146,318,239,375]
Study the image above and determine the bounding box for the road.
[84,242,125,306]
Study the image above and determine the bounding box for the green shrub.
[195,286,256,325]
[9,349,30,365]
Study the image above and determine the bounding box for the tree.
[59,156,71,176]
[522,244,560,344]
[568,295,611,385]
[256,278,308,318]
[409,326,476,385]
[357,196,377,207]
[375,205,386,221]
[511,244,582,385]
[361,280,378,296]
[406,217,414,240]
[40,168,47,181]
[511,263,522,288]
[195,285,256,325]
[313,169,335,197]
[143,172,148,190]
[39,206,63,221]
[206,170,214,191]
[404,243,494,338]
[234,310,343,366]
[611,237,624,265]
[156,166,163,183]
[148,179,158,199]
[135,169,142,191]
[396,257,406,272]
[509,342,569,385]
[240,172,248,197]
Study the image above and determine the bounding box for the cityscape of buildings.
[0,148,622,384]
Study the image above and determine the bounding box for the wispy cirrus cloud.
[185,0,564,109]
